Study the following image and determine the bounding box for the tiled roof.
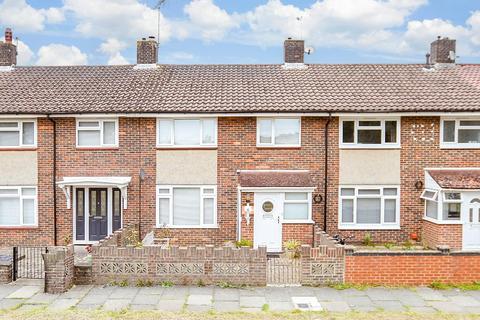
[428,169,480,189]
[238,170,314,188]
[1,64,480,114]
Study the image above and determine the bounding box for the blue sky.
[0,0,479,66]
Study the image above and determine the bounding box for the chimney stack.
[0,28,17,66]
[136,36,158,65]
[284,38,305,64]
[430,36,456,64]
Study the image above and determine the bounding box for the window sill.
[440,144,480,149]
[76,147,119,151]
[339,145,401,150]
[338,224,400,230]
[423,217,462,225]
[0,147,37,151]
[0,226,38,230]
[155,225,219,229]
[256,146,301,150]
[282,220,315,224]
[156,147,217,150]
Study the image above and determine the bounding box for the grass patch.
[328,283,373,291]
[217,282,248,289]
[261,304,270,312]
[429,281,480,291]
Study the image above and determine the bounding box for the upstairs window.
[157,118,217,147]
[76,119,118,147]
[441,119,480,148]
[0,120,36,148]
[340,119,399,148]
[257,118,301,147]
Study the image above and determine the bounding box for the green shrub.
[159,280,174,287]
[235,239,253,248]
[383,242,395,249]
[284,240,301,259]
[362,233,374,246]
[118,279,128,287]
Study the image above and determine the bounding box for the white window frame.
[440,118,480,148]
[76,118,119,148]
[420,189,439,201]
[282,192,313,224]
[156,185,217,228]
[338,185,400,230]
[256,117,301,147]
[0,186,37,227]
[0,119,37,148]
[156,118,217,148]
[423,190,463,225]
[339,118,400,149]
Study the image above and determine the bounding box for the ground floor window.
[283,192,311,222]
[156,185,217,228]
[422,190,462,223]
[339,186,399,229]
[0,186,37,227]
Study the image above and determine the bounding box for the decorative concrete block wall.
[300,243,345,285]
[43,245,74,294]
[90,243,268,286]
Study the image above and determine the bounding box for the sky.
[0,0,479,66]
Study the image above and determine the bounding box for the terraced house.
[1,28,480,253]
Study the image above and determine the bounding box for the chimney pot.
[284,38,305,64]
[430,36,456,64]
[0,28,16,66]
[137,37,158,65]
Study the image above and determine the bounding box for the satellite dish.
[305,46,315,55]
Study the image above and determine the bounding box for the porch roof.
[427,169,480,189]
[238,170,314,188]
[56,176,132,188]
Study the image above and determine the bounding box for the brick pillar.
[0,260,12,284]
[42,245,74,294]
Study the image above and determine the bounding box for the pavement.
[1,280,480,314]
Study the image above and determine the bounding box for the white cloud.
[36,44,88,66]
[0,0,63,32]
[107,52,129,65]
[63,0,171,43]
[99,38,127,55]
[184,0,239,41]
[170,51,194,60]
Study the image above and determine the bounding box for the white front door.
[463,193,480,250]
[254,193,283,252]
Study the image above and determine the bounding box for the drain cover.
[291,297,322,311]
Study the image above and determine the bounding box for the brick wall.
[0,261,12,284]
[422,219,462,250]
[43,245,74,294]
[345,250,480,285]
[300,244,345,285]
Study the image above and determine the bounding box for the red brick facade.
[422,219,462,250]
[0,116,477,250]
[345,253,480,285]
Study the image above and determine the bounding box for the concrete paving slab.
[109,287,139,299]
[392,289,427,307]
[373,300,406,312]
[130,304,158,311]
[213,301,240,312]
[186,305,211,312]
[189,287,214,295]
[239,296,266,308]
[429,301,465,313]
[156,299,184,312]
[365,288,396,301]
[464,306,480,314]
[79,294,109,305]
[287,287,315,297]
[320,301,352,312]
[27,292,59,304]
[138,287,164,295]
[239,288,266,296]
[313,287,342,302]
[6,285,40,299]
[16,304,44,312]
[0,299,23,310]
[213,288,239,301]
[161,287,188,300]
[76,304,102,310]
[0,286,19,299]
[268,301,295,311]
[48,298,79,310]
[103,299,130,312]
[449,295,480,307]
[187,294,212,306]
[408,306,438,314]
[339,288,367,297]
[415,287,449,301]
[88,286,115,296]
[351,305,378,312]
[345,295,373,307]
[240,307,262,312]
[60,285,92,299]
[132,294,161,305]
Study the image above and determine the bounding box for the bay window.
[0,120,36,148]
[283,192,311,222]
[339,186,400,229]
[422,190,462,223]
[257,118,301,147]
[441,119,480,148]
[156,118,217,147]
[76,119,118,147]
[0,187,37,227]
[340,119,400,148]
[157,186,217,227]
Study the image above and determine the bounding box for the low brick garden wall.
[345,247,480,285]
[42,245,75,294]
[0,258,12,284]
